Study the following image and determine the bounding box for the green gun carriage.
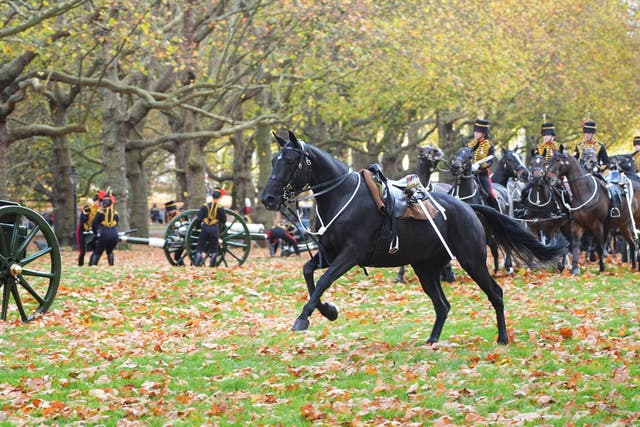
[120,208,255,268]
[0,200,61,322]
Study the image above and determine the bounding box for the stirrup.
[388,235,399,254]
[610,207,620,218]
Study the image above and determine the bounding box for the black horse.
[261,131,564,345]
[449,146,514,274]
[491,149,529,217]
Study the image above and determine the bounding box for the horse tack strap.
[360,169,438,220]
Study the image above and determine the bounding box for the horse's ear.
[530,148,536,157]
[288,130,301,147]
[272,131,288,147]
[559,144,565,153]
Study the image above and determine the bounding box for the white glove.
[471,163,480,172]
[592,166,598,173]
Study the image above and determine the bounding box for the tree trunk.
[254,123,272,226]
[50,109,75,247]
[126,148,148,236]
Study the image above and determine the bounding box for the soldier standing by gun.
[193,188,227,267]
[89,191,119,266]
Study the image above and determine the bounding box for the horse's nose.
[261,194,277,210]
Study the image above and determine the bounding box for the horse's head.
[418,146,444,172]
[610,154,635,174]
[528,152,547,187]
[580,148,599,173]
[546,144,570,186]
[502,149,529,182]
[450,146,474,177]
[261,130,311,211]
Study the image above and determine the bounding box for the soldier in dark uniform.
[89,194,119,266]
[76,197,96,266]
[468,118,499,210]
[266,221,301,257]
[193,189,227,267]
[632,136,640,174]
[574,120,610,177]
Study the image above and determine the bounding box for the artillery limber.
[0,200,61,322]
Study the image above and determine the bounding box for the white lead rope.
[416,193,455,261]
[297,172,361,236]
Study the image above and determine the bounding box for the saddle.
[606,170,626,218]
[361,166,438,220]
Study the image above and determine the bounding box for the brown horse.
[547,146,637,272]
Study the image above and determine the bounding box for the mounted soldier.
[520,122,569,208]
[467,118,499,210]
[574,120,610,180]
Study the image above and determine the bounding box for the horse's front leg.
[293,256,356,331]
[302,255,338,322]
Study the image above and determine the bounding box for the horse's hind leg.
[456,255,508,345]
[302,255,338,322]
[412,261,451,344]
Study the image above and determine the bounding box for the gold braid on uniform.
[536,141,560,163]
[85,204,99,231]
[467,138,492,169]
[203,203,219,225]
[101,206,118,227]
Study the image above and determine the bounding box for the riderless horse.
[546,146,637,272]
[449,146,514,274]
[261,130,564,344]
[490,149,529,217]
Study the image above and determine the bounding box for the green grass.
[0,248,638,425]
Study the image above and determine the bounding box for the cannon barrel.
[119,235,166,248]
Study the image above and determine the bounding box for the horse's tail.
[470,204,566,267]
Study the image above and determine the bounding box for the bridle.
[265,144,313,203]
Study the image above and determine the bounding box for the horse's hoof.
[321,303,339,321]
[394,276,405,283]
[426,337,438,345]
[292,318,310,331]
[571,267,580,275]
[505,267,514,276]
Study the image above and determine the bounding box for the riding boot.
[194,251,203,267]
[208,252,217,267]
[88,253,98,266]
[107,252,114,266]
